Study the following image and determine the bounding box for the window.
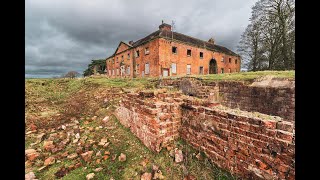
[112,69,115,75]
[109,70,111,76]
[187,49,191,56]
[229,68,231,73]
[145,47,149,55]
[127,53,130,60]
[135,50,140,57]
[199,66,204,74]
[145,63,150,74]
[120,66,124,75]
[136,64,140,74]
[116,68,119,75]
[127,66,130,75]
[171,63,177,74]
[200,52,203,59]
[221,57,224,62]
[116,57,119,63]
[221,68,224,74]
[235,59,238,64]
[172,46,177,54]
[122,55,124,61]
[229,58,231,63]
[187,64,191,75]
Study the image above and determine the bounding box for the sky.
[26,0,257,78]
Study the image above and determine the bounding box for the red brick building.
[106,22,241,78]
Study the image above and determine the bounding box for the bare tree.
[237,0,295,71]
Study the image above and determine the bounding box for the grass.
[25,71,295,179]
[162,70,295,81]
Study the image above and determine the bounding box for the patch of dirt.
[250,75,295,88]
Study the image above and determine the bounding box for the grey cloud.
[26,0,257,78]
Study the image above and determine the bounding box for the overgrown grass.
[162,70,295,81]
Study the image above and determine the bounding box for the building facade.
[106,22,241,78]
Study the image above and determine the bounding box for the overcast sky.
[26,0,257,78]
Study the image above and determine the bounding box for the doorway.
[209,59,217,74]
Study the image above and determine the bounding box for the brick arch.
[209,59,218,74]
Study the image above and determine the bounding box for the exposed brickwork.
[113,76,295,179]
[179,99,295,180]
[158,77,295,122]
[114,90,183,152]
[105,23,241,78]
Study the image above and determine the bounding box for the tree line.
[237,0,295,71]
[83,59,106,77]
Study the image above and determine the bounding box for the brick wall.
[179,98,295,180]
[114,89,295,179]
[218,81,295,122]
[158,38,240,75]
[114,90,183,152]
[158,77,295,122]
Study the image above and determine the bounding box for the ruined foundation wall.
[114,91,183,152]
[179,99,295,180]
[218,81,295,122]
[158,77,295,122]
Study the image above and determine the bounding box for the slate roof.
[107,29,239,59]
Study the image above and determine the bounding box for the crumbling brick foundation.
[114,90,183,152]
[180,98,295,180]
[114,77,295,179]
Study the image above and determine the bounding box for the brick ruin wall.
[114,90,183,152]
[158,77,295,122]
[114,77,295,179]
[180,99,294,180]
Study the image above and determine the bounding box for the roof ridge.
[173,31,209,45]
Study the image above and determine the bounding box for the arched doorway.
[209,59,217,74]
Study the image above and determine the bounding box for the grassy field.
[25,71,294,180]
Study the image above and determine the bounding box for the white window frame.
[187,64,191,75]
[171,63,177,74]
[145,63,150,74]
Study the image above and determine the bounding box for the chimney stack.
[159,21,171,31]
[129,40,134,45]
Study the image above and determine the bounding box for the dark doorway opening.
[209,59,217,74]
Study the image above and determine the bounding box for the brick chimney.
[208,37,215,44]
[129,40,134,45]
[159,21,171,31]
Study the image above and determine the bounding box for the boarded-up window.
[136,64,140,74]
[199,66,203,74]
[171,63,177,73]
[145,63,150,74]
[116,68,119,75]
[187,64,191,75]
[221,57,224,62]
[112,69,115,75]
[127,66,130,75]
